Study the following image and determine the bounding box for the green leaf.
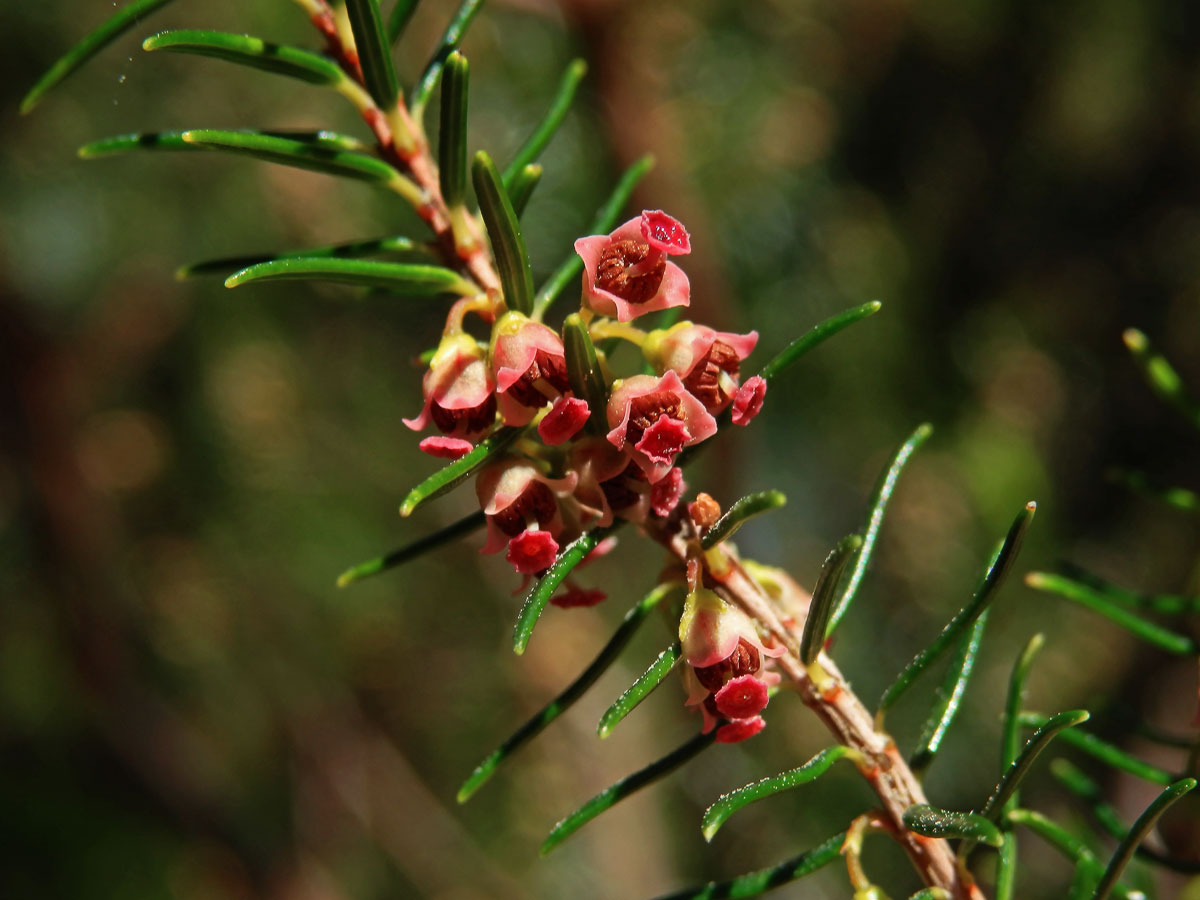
[142,29,346,85]
[757,301,882,385]
[909,609,989,772]
[1017,713,1174,786]
[457,582,681,802]
[700,491,788,551]
[79,129,373,160]
[1123,328,1200,430]
[387,0,420,45]
[1056,566,1200,615]
[1025,572,1198,656]
[541,730,715,855]
[1005,809,1130,899]
[1092,779,1197,900]
[178,234,422,279]
[336,511,485,587]
[21,0,177,114]
[800,534,862,664]
[1108,468,1200,515]
[1002,634,1045,773]
[179,128,405,183]
[700,747,853,842]
[828,422,932,634]
[597,642,681,738]
[982,709,1090,820]
[512,527,616,654]
[507,164,542,218]
[902,804,1003,847]
[651,831,846,900]
[532,154,654,320]
[411,0,485,114]
[398,426,524,518]
[472,150,534,316]
[879,501,1036,714]
[345,0,400,108]
[995,832,1018,900]
[225,256,475,296]
[438,51,469,206]
[563,314,609,434]
[907,891,951,900]
[501,58,587,189]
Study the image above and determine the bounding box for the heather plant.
[19,2,1200,899]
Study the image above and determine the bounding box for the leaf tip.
[335,569,356,589]
[1123,328,1147,352]
[223,270,247,289]
[1023,571,1047,589]
[19,91,39,116]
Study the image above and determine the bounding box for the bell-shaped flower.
[606,370,717,483]
[645,321,758,415]
[476,459,577,574]
[489,311,572,426]
[731,376,766,426]
[538,396,590,446]
[573,211,691,322]
[678,588,784,670]
[404,334,496,441]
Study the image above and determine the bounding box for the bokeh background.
[2,0,1199,898]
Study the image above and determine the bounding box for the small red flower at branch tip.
[646,322,758,415]
[640,209,691,255]
[635,415,692,464]
[490,312,571,426]
[713,674,770,720]
[418,436,474,459]
[404,335,496,440]
[607,370,717,482]
[538,396,590,445]
[715,716,766,744]
[574,215,691,322]
[477,459,575,555]
[731,375,766,425]
[505,528,559,574]
[650,467,686,517]
[550,587,607,609]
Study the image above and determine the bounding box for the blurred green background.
[2,1,1199,898]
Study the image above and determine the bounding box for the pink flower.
[538,396,590,445]
[731,376,766,426]
[418,436,474,459]
[566,438,634,528]
[715,716,766,744]
[505,529,559,574]
[489,312,572,426]
[404,334,496,440]
[713,674,769,720]
[476,459,577,571]
[574,212,691,322]
[649,467,686,517]
[646,322,758,414]
[550,587,607,609]
[606,371,717,482]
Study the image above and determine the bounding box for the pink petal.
[640,210,691,255]
[418,436,474,459]
[713,675,770,720]
[635,415,691,464]
[649,467,685,517]
[505,529,559,574]
[581,535,619,564]
[538,396,590,445]
[731,376,766,425]
[715,716,766,744]
[550,587,607,609]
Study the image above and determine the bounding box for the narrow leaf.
[651,831,846,900]
[1018,713,1174,785]
[995,832,1018,900]
[180,129,404,183]
[1005,809,1119,898]
[1108,468,1200,515]
[879,501,1036,714]
[701,747,853,842]
[532,154,654,319]
[1123,328,1200,430]
[1092,778,1197,900]
[387,0,420,45]
[757,301,882,385]
[541,731,716,855]
[597,642,681,738]
[473,151,534,315]
[700,491,788,551]
[411,0,484,113]
[21,0,177,114]
[438,52,469,206]
[178,235,421,279]
[143,29,346,85]
[1025,572,1198,656]
[800,534,862,664]
[79,128,372,159]
[225,256,474,296]
[508,164,542,218]
[909,609,989,772]
[513,527,615,654]
[562,314,609,433]
[982,709,1090,820]
[336,511,484,587]
[1003,634,1045,771]
[501,58,587,189]
[399,426,524,518]
[828,422,932,634]
[345,0,400,108]
[902,805,1003,847]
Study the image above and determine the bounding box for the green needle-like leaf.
[1123,328,1200,430]
[1092,778,1197,900]
[1108,468,1200,515]
[757,301,882,385]
[143,29,346,85]
[902,805,1003,847]
[79,129,374,160]
[1025,572,1198,656]
[828,422,932,634]
[501,59,587,189]
[473,151,534,315]
[21,0,177,114]
[457,582,682,803]
[597,642,681,738]
[909,609,989,772]
[1058,566,1200,614]
[345,0,400,108]
[982,709,1090,820]
[387,0,420,45]
[179,128,404,183]
[225,256,474,296]
[701,747,853,842]
[178,235,422,279]
[507,164,542,218]
[532,154,654,319]
[336,511,485,587]
[700,491,788,551]
[1003,634,1045,771]
[563,314,609,433]
[995,832,1018,900]
[398,426,523,518]
[541,730,715,855]
[800,534,862,664]
[438,52,469,206]
[1018,713,1174,785]
[513,527,616,654]
[1005,809,1139,900]
[411,0,484,114]
[879,501,1036,714]
[652,831,846,900]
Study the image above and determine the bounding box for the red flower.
[646,322,758,414]
[715,716,766,744]
[550,587,608,609]
[606,370,717,483]
[404,334,496,441]
[731,376,766,426]
[538,396,590,445]
[476,460,577,573]
[574,211,692,322]
[490,312,572,426]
